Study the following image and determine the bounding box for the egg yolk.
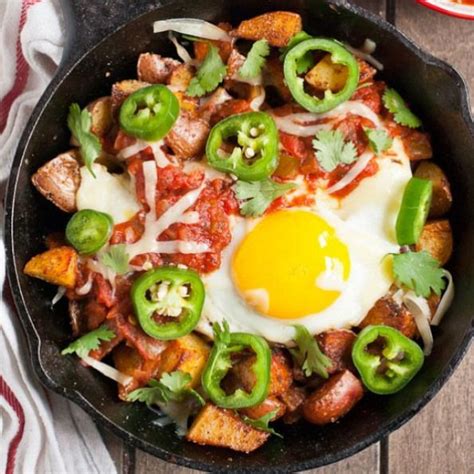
[232,210,350,319]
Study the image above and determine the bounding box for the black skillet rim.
[4,1,474,472]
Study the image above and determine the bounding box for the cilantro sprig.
[383,88,422,129]
[67,103,102,177]
[234,179,297,217]
[241,409,283,438]
[239,39,270,79]
[61,325,115,358]
[392,250,446,298]
[187,45,227,97]
[99,244,130,275]
[128,371,205,406]
[280,31,314,74]
[289,325,331,378]
[364,128,393,154]
[312,130,358,172]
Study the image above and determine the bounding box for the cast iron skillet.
[4,0,474,471]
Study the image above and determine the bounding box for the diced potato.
[233,11,302,47]
[31,151,81,213]
[359,295,417,338]
[414,161,452,217]
[168,64,194,92]
[24,246,78,288]
[402,130,433,161]
[416,219,453,266]
[305,54,348,93]
[137,53,180,84]
[111,80,149,110]
[87,97,113,138]
[173,91,199,115]
[158,333,210,388]
[186,404,269,453]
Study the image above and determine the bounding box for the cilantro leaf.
[279,31,314,74]
[241,409,283,438]
[239,40,270,79]
[312,130,357,172]
[67,103,102,177]
[187,45,227,97]
[364,127,393,154]
[392,250,446,298]
[234,179,297,217]
[128,371,205,406]
[383,88,422,128]
[61,325,115,358]
[289,325,331,378]
[99,244,130,275]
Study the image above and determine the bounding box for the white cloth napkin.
[0,1,117,473]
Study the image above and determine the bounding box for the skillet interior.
[5,0,474,471]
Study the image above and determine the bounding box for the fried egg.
[196,137,412,344]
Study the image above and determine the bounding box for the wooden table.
[102,2,474,472]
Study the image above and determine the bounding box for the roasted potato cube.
[186,404,269,453]
[239,397,286,421]
[87,97,113,137]
[303,370,364,425]
[24,246,78,288]
[416,219,453,265]
[359,295,417,338]
[414,161,452,217]
[111,80,149,110]
[173,91,199,115]
[31,151,80,213]
[164,110,210,159]
[402,130,433,161]
[317,329,356,374]
[230,349,292,397]
[168,64,194,92]
[305,54,348,93]
[137,53,180,84]
[233,11,302,47]
[158,333,210,388]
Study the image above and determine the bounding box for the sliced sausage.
[317,329,357,374]
[302,370,364,425]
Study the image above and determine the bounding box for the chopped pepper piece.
[202,321,271,409]
[206,111,279,181]
[131,267,205,340]
[283,38,359,113]
[352,325,424,395]
[119,84,179,141]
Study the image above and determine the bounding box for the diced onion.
[81,354,133,386]
[52,286,66,306]
[118,139,172,168]
[403,291,433,356]
[431,270,454,326]
[117,140,148,160]
[149,141,172,168]
[326,151,374,194]
[153,18,231,41]
[75,273,93,296]
[271,114,330,136]
[168,31,192,64]
[250,87,266,111]
[344,40,384,70]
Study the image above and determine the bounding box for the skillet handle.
[60,0,173,68]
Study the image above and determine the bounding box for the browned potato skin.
[414,161,452,217]
[240,397,286,421]
[359,295,417,338]
[111,80,149,110]
[168,64,194,91]
[187,404,269,453]
[416,219,453,266]
[302,370,364,425]
[87,97,113,137]
[402,130,433,161]
[31,151,80,213]
[157,333,210,388]
[230,349,293,397]
[137,53,180,84]
[317,329,357,374]
[24,246,78,288]
[233,11,302,47]
[164,111,210,159]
